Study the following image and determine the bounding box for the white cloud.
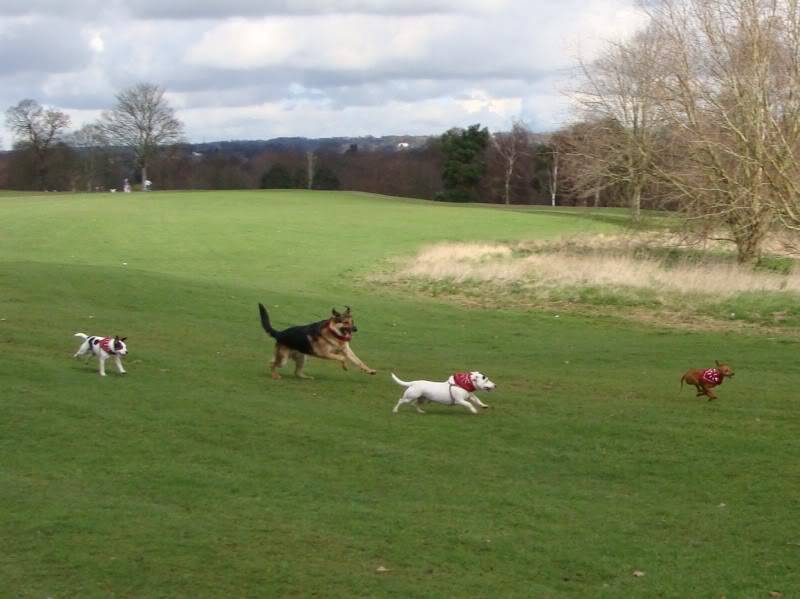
[567,0,650,60]
[0,0,648,148]
[185,15,444,71]
[125,0,509,19]
[179,94,521,140]
[456,90,522,118]
[88,32,105,53]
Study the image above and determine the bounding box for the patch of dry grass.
[377,233,800,330]
[398,237,800,297]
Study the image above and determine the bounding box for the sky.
[0,0,647,148]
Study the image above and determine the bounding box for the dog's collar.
[451,372,476,392]
[326,320,352,341]
[701,368,723,386]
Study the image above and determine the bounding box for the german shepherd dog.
[258,303,377,379]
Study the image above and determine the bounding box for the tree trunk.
[630,184,642,222]
[306,152,315,190]
[734,223,768,265]
[730,195,773,264]
[735,234,763,265]
[550,155,558,207]
[593,188,600,207]
[141,164,147,191]
[504,164,512,205]
[37,156,48,191]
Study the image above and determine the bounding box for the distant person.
[144,179,152,192]
[123,178,131,193]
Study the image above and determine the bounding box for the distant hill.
[189,135,433,157]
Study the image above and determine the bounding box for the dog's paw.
[366,369,377,375]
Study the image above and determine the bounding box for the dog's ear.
[121,337,127,342]
[331,308,341,318]
[715,359,721,367]
[344,305,351,314]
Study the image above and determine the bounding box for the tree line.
[1,95,565,206]
[0,84,654,212]
[4,83,181,193]
[4,0,800,263]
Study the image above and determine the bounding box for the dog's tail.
[391,373,413,387]
[74,333,88,339]
[258,303,278,338]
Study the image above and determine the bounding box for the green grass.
[1,190,798,598]
[0,190,52,198]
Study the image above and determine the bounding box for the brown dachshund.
[680,361,735,400]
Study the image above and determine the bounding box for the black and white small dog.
[73,333,128,376]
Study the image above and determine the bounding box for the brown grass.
[395,235,800,297]
[370,233,800,333]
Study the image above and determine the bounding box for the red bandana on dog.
[701,368,723,386]
[99,337,117,355]
[452,372,476,392]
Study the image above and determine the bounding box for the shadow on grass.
[503,207,673,229]
[356,191,670,229]
[393,409,485,417]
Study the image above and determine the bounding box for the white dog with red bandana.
[391,371,495,414]
[73,333,128,376]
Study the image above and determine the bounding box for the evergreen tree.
[311,164,340,190]
[260,163,292,188]
[438,124,489,202]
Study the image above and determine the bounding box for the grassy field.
[1,190,798,598]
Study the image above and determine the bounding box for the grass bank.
[1,191,798,597]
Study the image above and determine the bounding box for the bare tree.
[640,0,800,263]
[5,99,71,190]
[68,123,110,192]
[100,83,183,189]
[576,0,800,261]
[571,26,667,220]
[547,143,559,207]
[553,122,605,207]
[491,121,531,205]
